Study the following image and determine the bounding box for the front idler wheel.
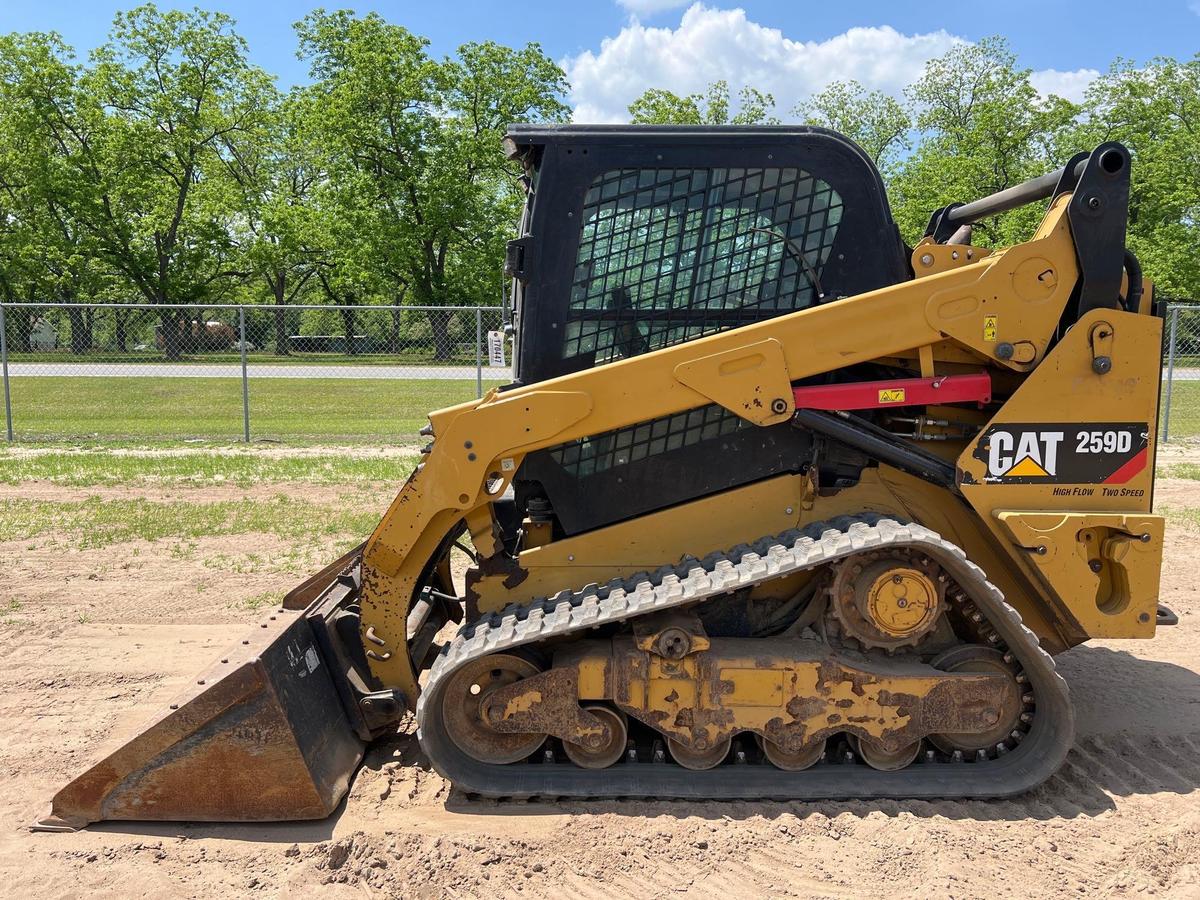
[441,654,546,764]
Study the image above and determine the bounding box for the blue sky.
[2,0,1197,120]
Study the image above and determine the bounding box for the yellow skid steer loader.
[38,126,1172,829]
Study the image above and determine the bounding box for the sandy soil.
[0,479,1198,899]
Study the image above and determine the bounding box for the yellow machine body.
[40,132,1168,828]
[358,194,1163,705]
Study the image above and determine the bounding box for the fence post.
[1163,306,1180,443]
[475,307,483,400]
[0,303,12,442]
[239,305,250,443]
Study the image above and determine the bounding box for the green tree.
[795,80,911,174]
[0,31,110,354]
[889,37,1080,246]
[1076,55,1200,299]
[294,11,569,358]
[223,88,320,354]
[5,6,274,360]
[629,80,778,125]
[83,5,275,358]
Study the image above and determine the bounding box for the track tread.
[417,516,1074,800]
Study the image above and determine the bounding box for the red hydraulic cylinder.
[791,374,992,411]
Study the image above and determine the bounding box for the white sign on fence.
[487,330,506,368]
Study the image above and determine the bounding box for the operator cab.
[500,125,911,536]
[502,124,911,385]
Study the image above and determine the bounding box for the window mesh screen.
[548,403,747,479]
[564,166,843,364]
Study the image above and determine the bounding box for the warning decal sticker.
[983,315,998,342]
[970,423,1149,485]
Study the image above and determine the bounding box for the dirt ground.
[1,477,1199,899]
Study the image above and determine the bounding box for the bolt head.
[920,253,934,267]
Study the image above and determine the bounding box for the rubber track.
[416,516,1074,799]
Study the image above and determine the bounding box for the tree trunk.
[160,309,183,362]
[66,301,90,356]
[114,309,128,352]
[388,307,402,355]
[273,276,290,356]
[274,309,289,356]
[426,308,453,362]
[5,305,33,354]
[340,298,358,356]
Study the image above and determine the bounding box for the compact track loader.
[39,126,1174,829]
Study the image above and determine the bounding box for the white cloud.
[564,4,962,123]
[1030,67,1100,104]
[616,0,691,15]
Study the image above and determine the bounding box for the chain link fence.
[2,301,1195,445]
[0,302,507,443]
[1161,303,1200,443]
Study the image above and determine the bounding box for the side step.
[36,566,369,831]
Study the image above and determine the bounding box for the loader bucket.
[35,574,367,832]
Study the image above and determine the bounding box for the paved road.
[1166,367,1200,382]
[4,362,513,380]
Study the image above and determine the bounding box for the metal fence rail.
[0,302,506,443]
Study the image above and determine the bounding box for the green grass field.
[0,449,417,485]
[2,375,501,443]
[0,495,385,549]
[0,374,1195,445]
[1163,381,1200,440]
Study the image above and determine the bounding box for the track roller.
[562,706,628,769]
[667,736,731,770]
[848,734,922,771]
